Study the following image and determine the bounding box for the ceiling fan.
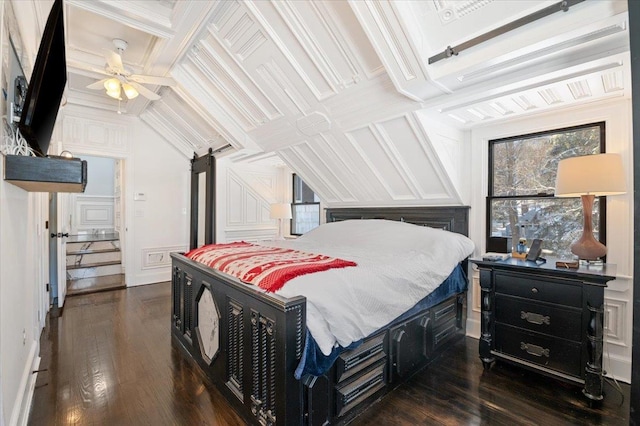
[86,38,176,101]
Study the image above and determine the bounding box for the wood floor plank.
[28,282,629,425]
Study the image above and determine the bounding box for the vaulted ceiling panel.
[347,125,416,202]
[255,60,312,116]
[186,47,258,132]
[318,1,384,78]
[278,145,342,205]
[141,91,229,158]
[279,140,358,204]
[270,1,365,91]
[246,1,337,101]
[376,114,457,202]
[199,30,282,122]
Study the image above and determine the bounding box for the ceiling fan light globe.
[122,83,139,99]
[106,86,121,99]
[104,78,120,92]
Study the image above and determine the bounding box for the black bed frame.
[171,206,470,425]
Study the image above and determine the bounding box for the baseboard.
[603,352,631,384]
[130,269,171,287]
[10,341,39,426]
[465,318,480,339]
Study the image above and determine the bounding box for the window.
[291,174,320,235]
[488,122,605,258]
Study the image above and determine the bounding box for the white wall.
[0,2,47,424]
[0,165,43,426]
[466,98,634,382]
[130,124,190,285]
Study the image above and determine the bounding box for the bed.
[170,206,471,425]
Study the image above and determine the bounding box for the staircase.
[66,231,125,296]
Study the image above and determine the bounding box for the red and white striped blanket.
[185,241,357,292]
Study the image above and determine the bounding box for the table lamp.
[270,203,292,240]
[554,153,626,261]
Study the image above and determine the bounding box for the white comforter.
[262,219,474,356]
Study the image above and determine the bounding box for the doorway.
[63,155,126,296]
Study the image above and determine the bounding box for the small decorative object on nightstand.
[472,257,616,402]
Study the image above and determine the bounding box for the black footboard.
[171,252,307,425]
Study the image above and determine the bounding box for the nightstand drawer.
[495,272,582,308]
[495,295,582,341]
[494,323,582,377]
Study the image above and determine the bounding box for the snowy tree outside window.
[488,122,605,258]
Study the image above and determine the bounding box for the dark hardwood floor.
[29,282,629,425]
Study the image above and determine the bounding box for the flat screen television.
[18,0,66,157]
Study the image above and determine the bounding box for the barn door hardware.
[428,0,585,64]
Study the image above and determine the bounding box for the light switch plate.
[134,192,146,201]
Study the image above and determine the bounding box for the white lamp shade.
[555,153,627,197]
[270,203,292,219]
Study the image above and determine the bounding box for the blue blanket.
[294,264,468,378]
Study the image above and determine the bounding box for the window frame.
[486,121,607,253]
[290,174,320,236]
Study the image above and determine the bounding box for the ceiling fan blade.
[104,49,124,72]
[129,74,177,87]
[86,78,110,90]
[127,81,161,101]
[67,60,112,77]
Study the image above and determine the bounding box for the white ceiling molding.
[191,41,281,125]
[139,90,234,159]
[271,1,358,90]
[171,64,261,152]
[348,0,447,101]
[455,21,627,85]
[244,1,337,101]
[65,0,174,39]
[430,53,629,127]
[254,60,311,115]
[296,112,332,136]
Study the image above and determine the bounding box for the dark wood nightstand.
[471,258,617,402]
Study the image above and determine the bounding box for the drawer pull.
[520,342,549,358]
[531,287,539,294]
[520,311,550,326]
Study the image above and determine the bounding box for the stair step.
[67,232,119,243]
[67,260,121,270]
[66,251,121,267]
[67,240,120,253]
[66,263,122,280]
[67,247,120,255]
[67,273,125,296]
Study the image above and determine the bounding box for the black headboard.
[326,206,470,237]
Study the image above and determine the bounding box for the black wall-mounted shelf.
[3,154,87,193]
